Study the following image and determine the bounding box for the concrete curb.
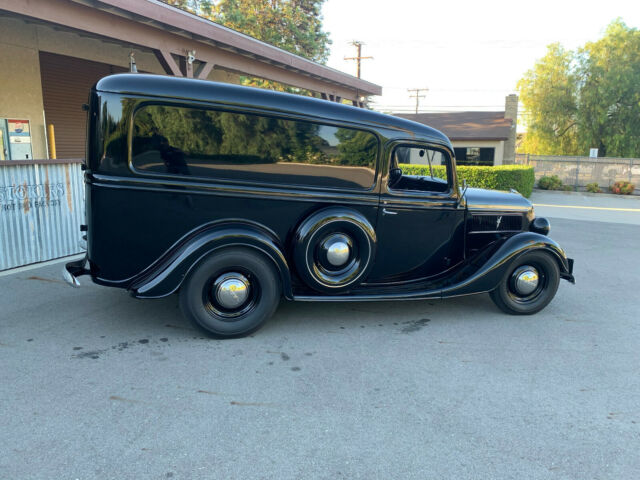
[532,189,640,201]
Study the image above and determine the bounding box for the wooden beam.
[154,49,182,76]
[195,61,215,80]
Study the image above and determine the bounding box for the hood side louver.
[469,214,523,233]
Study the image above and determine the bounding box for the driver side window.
[388,146,451,193]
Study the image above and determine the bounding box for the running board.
[293,291,443,302]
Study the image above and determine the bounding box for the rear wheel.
[490,250,560,315]
[179,248,281,338]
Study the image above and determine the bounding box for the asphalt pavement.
[1,192,639,479]
[531,190,640,225]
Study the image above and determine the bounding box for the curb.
[532,189,640,201]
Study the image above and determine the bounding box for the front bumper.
[63,256,90,288]
[561,257,575,284]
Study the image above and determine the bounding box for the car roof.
[95,74,451,146]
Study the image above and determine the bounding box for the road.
[531,190,640,225]
[1,194,640,479]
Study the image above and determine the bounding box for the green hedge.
[398,164,535,198]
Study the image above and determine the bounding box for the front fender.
[441,232,574,298]
[130,221,292,299]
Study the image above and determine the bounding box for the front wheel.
[179,248,281,338]
[490,251,560,315]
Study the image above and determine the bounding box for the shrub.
[585,182,602,193]
[610,181,635,195]
[398,164,535,198]
[537,175,564,191]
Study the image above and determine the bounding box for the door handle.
[382,208,397,215]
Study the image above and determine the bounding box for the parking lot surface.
[1,214,639,479]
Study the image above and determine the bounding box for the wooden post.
[47,124,56,159]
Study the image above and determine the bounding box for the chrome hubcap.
[322,234,351,267]
[213,273,250,309]
[513,267,539,296]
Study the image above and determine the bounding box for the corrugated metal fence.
[515,153,640,193]
[0,159,85,271]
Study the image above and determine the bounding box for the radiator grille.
[470,214,522,233]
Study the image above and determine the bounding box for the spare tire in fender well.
[292,206,377,293]
[129,221,292,299]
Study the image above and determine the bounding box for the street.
[1,196,640,479]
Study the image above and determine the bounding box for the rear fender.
[441,232,574,298]
[130,222,292,299]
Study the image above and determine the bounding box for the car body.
[65,74,574,337]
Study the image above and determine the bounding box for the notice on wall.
[8,119,31,144]
[0,183,65,214]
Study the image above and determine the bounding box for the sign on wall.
[6,119,33,160]
[0,162,85,270]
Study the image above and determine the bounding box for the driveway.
[1,197,639,479]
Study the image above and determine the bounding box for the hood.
[464,188,533,213]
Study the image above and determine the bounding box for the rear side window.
[131,105,378,190]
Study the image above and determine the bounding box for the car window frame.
[127,100,382,194]
[385,141,458,200]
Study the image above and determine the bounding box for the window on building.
[131,105,378,190]
[454,147,494,166]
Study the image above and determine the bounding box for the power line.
[344,41,373,79]
[371,105,506,108]
[407,88,429,114]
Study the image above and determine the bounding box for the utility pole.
[344,41,373,79]
[408,88,428,114]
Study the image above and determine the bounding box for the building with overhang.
[0,0,381,161]
[0,0,381,271]
[395,95,518,166]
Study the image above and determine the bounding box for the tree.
[163,0,330,63]
[517,19,640,157]
[575,20,640,157]
[517,43,578,155]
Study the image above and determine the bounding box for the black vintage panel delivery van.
[64,74,574,338]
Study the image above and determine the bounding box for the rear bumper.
[63,256,90,288]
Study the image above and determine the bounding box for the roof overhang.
[0,0,382,100]
[87,0,381,95]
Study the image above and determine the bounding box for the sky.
[321,0,640,116]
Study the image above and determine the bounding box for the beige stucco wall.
[0,19,47,159]
[451,140,505,165]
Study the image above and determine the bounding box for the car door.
[367,142,466,283]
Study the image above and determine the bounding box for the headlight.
[530,217,550,235]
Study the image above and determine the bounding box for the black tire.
[179,248,281,338]
[490,250,560,315]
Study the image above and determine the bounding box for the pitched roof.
[394,111,512,141]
